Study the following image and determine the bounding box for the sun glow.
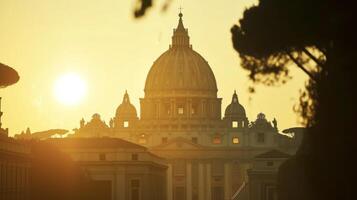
[53,73,87,105]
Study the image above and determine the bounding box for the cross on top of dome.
[179,6,183,18]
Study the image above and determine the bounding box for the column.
[187,98,191,118]
[224,162,232,200]
[198,163,205,200]
[206,163,212,200]
[167,164,173,200]
[115,169,125,200]
[171,99,176,118]
[186,162,192,200]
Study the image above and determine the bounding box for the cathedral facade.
[74,13,300,200]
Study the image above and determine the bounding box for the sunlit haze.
[53,73,87,105]
[0,0,308,135]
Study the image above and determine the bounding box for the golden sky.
[0,0,308,136]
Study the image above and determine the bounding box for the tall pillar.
[167,164,173,200]
[171,99,176,118]
[206,163,212,200]
[198,163,205,200]
[224,162,232,200]
[186,162,192,200]
[115,168,126,200]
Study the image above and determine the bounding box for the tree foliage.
[0,62,19,88]
[132,0,356,199]
[231,0,356,199]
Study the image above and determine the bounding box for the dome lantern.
[171,12,190,48]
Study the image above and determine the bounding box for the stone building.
[245,150,290,200]
[0,98,31,200]
[73,12,301,200]
[48,137,167,200]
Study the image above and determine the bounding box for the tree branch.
[302,48,325,67]
[285,51,316,81]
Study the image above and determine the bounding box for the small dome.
[224,91,246,118]
[144,13,217,98]
[115,91,138,119]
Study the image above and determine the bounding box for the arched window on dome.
[242,121,245,128]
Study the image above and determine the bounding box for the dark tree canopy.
[0,62,20,88]
[231,0,356,200]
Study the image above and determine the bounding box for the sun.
[53,73,87,105]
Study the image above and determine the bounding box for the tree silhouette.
[0,62,19,88]
[231,0,355,199]
[133,0,355,199]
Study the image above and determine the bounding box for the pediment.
[150,137,206,150]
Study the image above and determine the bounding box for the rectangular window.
[192,137,198,144]
[178,107,184,115]
[213,135,222,144]
[232,121,238,128]
[132,154,138,161]
[123,121,129,128]
[232,137,239,144]
[99,153,106,161]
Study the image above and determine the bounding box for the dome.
[144,13,217,98]
[224,91,246,119]
[115,91,138,119]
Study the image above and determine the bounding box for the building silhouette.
[0,97,31,200]
[71,12,301,200]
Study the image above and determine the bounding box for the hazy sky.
[0,0,308,136]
